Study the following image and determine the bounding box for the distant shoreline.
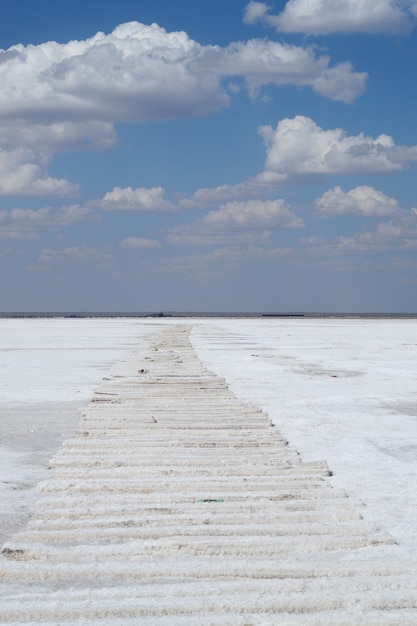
[1,312,417,319]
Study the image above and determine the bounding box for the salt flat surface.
[1,316,417,565]
[2,322,416,625]
[0,318,157,543]
[190,318,417,560]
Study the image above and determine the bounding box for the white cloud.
[0,21,366,138]
[186,181,265,207]
[0,147,78,196]
[245,0,417,35]
[38,246,112,264]
[0,121,117,152]
[216,39,366,103]
[315,185,401,217]
[0,204,96,239]
[7,207,51,223]
[204,199,304,228]
[97,186,176,212]
[52,204,98,225]
[180,118,417,207]
[0,24,225,123]
[121,237,161,249]
[243,2,270,24]
[376,221,403,237]
[305,208,417,254]
[166,198,303,247]
[2,204,95,225]
[334,231,401,253]
[257,116,417,182]
[0,20,367,198]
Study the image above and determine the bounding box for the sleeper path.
[0,325,416,624]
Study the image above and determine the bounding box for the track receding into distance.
[1,325,416,624]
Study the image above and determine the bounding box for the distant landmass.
[1,312,417,319]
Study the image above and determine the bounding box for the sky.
[1,0,417,313]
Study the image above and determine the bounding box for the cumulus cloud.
[0,23,228,123]
[244,0,417,35]
[0,20,368,197]
[0,21,367,138]
[179,117,417,206]
[0,121,117,152]
[0,147,78,196]
[121,237,161,249]
[315,185,401,217]
[216,39,366,103]
[4,204,94,225]
[334,230,402,253]
[204,199,304,228]
[185,181,267,207]
[97,186,176,212]
[167,198,303,246]
[306,207,417,255]
[257,116,417,183]
[243,2,270,24]
[0,203,97,239]
[375,211,417,254]
[52,204,98,225]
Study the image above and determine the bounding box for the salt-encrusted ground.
[0,318,416,623]
[190,318,417,561]
[0,318,155,544]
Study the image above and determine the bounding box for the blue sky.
[1,0,417,312]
